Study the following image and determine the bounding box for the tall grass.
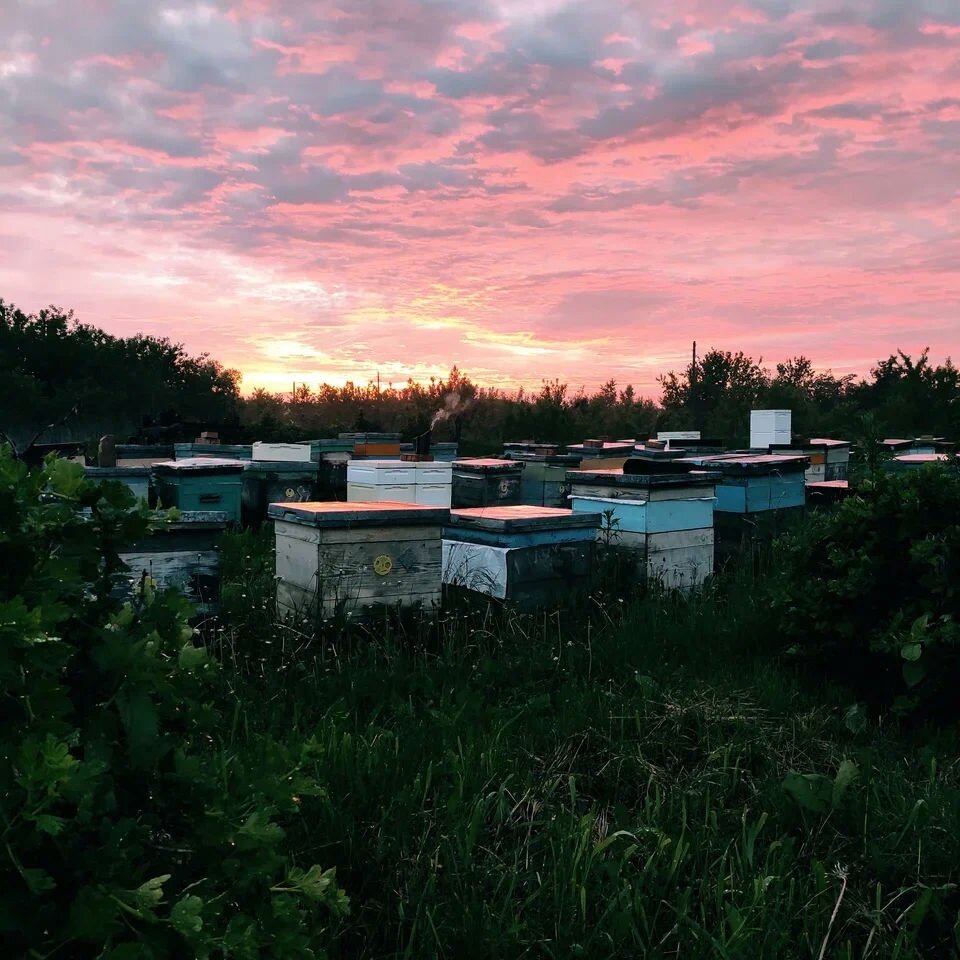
[214,532,960,958]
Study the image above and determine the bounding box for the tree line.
[2,298,957,455]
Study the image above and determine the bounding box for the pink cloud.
[0,0,958,397]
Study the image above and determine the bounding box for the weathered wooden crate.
[442,505,601,609]
[452,459,524,507]
[84,466,151,503]
[504,453,581,507]
[770,439,851,482]
[270,501,448,619]
[241,460,321,525]
[116,444,175,467]
[153,458,245,523]
[117,511,228,619]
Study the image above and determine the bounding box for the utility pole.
[691,341,698,429]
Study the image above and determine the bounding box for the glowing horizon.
[1,0,958,399]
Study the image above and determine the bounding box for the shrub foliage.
[0,448,346,958]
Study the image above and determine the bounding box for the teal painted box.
[175,443,253,460]
[570,494,714,534]
[153,458,245,523]
[686,455,808,514]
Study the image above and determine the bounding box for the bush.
[0,448,347,958]
[770,466,960,717]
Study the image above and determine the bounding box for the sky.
[1,0,958,397]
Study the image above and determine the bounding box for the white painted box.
[347,482,417,503]
[347,460,418,485]
[416,483,453,507]
[415,462,454,484]
[253,442,313,462]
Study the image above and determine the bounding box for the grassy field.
[215,530,960,959]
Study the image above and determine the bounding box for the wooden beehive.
[117,510,228,619]
[452,459,525,507]
[504,452,582,506]
[153,458,245,523]
[442,505,601,609]
[84,466,151,503]
[270,501,449,619]
[569,467,718,591]
[241,460,321,525]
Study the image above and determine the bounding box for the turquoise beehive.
[153,458,245,523]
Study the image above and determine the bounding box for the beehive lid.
[806,480,850,490]
[85,466,151,478]
[244,460,319,474]
[807,438,851,448]
[268,500,449,527]
[688,454,808,476]
[566,440,636,454]
[448,505,602,533]
[507,452,582,465]
[570,467,720,487]
[453,458,523,474]
[895,454,949,463]
[154,458,247,474]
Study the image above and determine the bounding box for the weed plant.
[216,532,960,959]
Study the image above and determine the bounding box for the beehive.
[270,501,448,618]
[442,505,601,609]
[117,510,228,618]
[504,452,582,506]
[116,444,175,467]
[153,458,245,523]
[414,461,453,507]
[770,439,851,481]
[685,454,808,560]
[452,459,524,507]
[884,453,953,474]
[174,443,253,460]
[241,460,321,525]
[749,410,792,449]
[84,466,151,503]
[347,459,417,502]
[252,442,313,462]
[569,466,718,590]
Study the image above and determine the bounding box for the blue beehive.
[686,455,808,513]
[84,466,151,503]
[174,443,253,460]
[153,458,245,523]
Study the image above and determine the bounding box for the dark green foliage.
[770,467,960,716]
[210,531,960,958]
[0,448,346,958]
[0,299,241,453]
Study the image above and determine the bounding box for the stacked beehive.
[347,459,453,507]
[749,410,792,450]
[568,462,719,590]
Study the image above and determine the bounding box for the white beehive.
[253,442,313,462]
[750,410,792,449]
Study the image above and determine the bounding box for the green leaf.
[782,772,834,814]
[832,760,859,807]
[117,688,159,755]
[844,703,867,734]
[237,810,285,847]
[130,875,170,910]
[178,642,208,672]
[171,894,204,936]
[45,458,86,498]
[901,642,923,662]
[22,867,56,894]
[31,814,66,836]
[903,660,926,688]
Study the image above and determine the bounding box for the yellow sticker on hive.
[284,487,297,498]
[373,554,393,576]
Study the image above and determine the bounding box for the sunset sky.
[1,0,958,396]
